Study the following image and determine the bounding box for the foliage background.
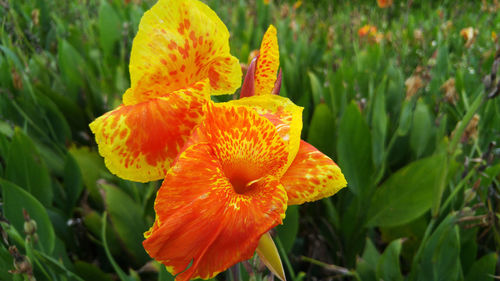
[0,0,499,280]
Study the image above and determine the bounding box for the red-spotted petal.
[123,0,241,105]
[255,25,279,96]
[143,143,287,281]
[282,140,347,205]
[89,80,209,182]
[228,94,303,174]
[201,102,290,189]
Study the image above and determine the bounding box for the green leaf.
[376,239,404,281]
[58,39,86,100]
[101,212,136,281]
[63,153,84,214]
[464,253,497,281]
[397,100,414,136]
[307,103,336,158]
[371,80,388,167]
[337,102,374,196]
[5,129,53,207]
[69,146,108,206]
[74,261,114,281]
[98,0,122,58]
[102,183,149,265]
[409,100,433,158]
[366,153,447,227]
[276,205,299,253]
[412,214,461,281]
[355,238,380,281]
[1,179,55,254]
[308,71,323,106]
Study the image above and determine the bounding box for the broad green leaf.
[412,214,461,281]
[5,129,52,206]
[1,179,55,254]
[276,205,299,253]
[366,153,447,227]
[308,71,323,106]
[464,253,497,281]
[74,261,114,281]
[371,80,388,167]
[101,212,136,281]
[69,146,108,206]
[337,102,374,196]
[355,238,380,281]
[101,183,149,265]
[307,103,336,158]
[397,100,413,136]
[410,100,433,158]
[98,0,122,58]
[63,153,84,214]
[376,239,404,281]
[0,245,14,281]
[58,39,86,100]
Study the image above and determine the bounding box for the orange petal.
[89,80,209,182]
[201,102,290,190]
[143,143,287,281]
[255,25,280,96]
[228,95,303,175]
[282,140,347,205]
[123,0,241,105]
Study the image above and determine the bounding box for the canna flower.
[89,0,242,182]
[142,9,346,281]
[143,101,347,281]
[377,0,393,8]
[90,0,347,281]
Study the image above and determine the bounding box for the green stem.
[448,94,483,155]
[440,167,476,216]
[300,256,354,276]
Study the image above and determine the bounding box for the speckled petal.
[143,143,287,281]
[89,80,209,182]
[123,0,241,105]
[282,140,347,205]
[228,94,303,174]
[254,25,280,96]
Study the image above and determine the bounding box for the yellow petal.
[255,25,280,96]
[124,0,241,105]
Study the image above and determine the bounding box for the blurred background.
[0,0,499,280]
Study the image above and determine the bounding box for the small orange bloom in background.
[377,0,393,8]
[460,27,478,48]
[358,25,383,44]
[492,31,498,42]
[358,24,378,37]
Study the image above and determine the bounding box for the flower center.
[224,162,263,194]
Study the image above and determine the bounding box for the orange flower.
[143,101,346,281]
[89,0,242,182]
[358,25,378,37]
[358,25,383,44]
[377,0,393,8]
[90,1,347,280]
